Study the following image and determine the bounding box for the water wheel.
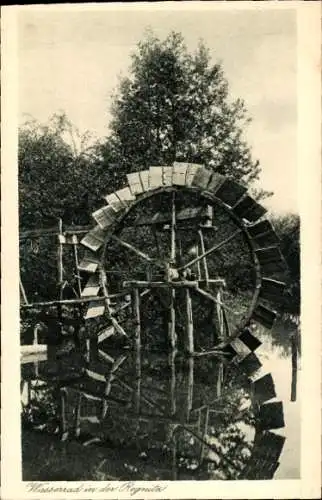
[79,162,286,357]
[21,162,288,480]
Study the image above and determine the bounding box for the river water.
[21,320,300,481]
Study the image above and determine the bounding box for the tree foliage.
[106,31,261,191]
[19,112,111,229]
[270,212,300,315]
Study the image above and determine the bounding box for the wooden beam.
[178,229,242,271]
[20,293,127,309]
[170,191,176,263]
[123,280,198,289]
[198,229,209,286]
[111,235,163,270]
[20,276,29,305]
[169,349,176,416]
[185,288,194,355]
[194,287,238,316]
[19,225,92,240]
[73,242,82,297]
[133,288,141,414]
[186,357,194,421]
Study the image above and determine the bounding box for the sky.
[18,4,297,214]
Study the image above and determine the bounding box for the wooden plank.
[20,224,92,240]
[81,275,101,297]
[259,278,286,302]
[257,401,285,430]
[21,344,48,362]
[185,163,202,186]
[81,226,105,252]
[149,166,163,189]
[172,162,188,186]
[255,246,285,271]
[240,429,285,479]
[162,166,173,186]
[58,234,79,245]
[213,178,247,207]
[185,288,194,354]
[191,166,212,190]
[139,169,150,191]
[84,301,105,319]
[207,172,225,194]
[92,205,117,230]
[133,288,141,414]
[229,337,251,361]
[115,187,135,205]
[253,431,285,461]
[252,304,277,329]
[233,195,267,222]
[252,373,277,403]
[78,253,99,273]
[238,352,262,377]
[85,368,106,384]
[98,325,115,343]
[104,192,125,212]
[238,328,262,351]
[127,172,144,195]
[247,220,279,247]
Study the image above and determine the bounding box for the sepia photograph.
[1,2,321,498]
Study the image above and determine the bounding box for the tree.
[270,212,300,315]
[19,112,112,229]
[105,31,263,193]
[19,113,115,301]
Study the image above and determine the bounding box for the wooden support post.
[198,229,209,286]
[171,429,178,481]
[60,388,68,441]
[170,191,176,263]
[168,288,176,350]
[73,242,82,297]
[74,392,82,437]
[199,406,210,464]
[196,245,202,280]
[185,288,194,355]
[216,361,224,398]
[216,285,225,342]
[169,348,176,416]
[290,331,298,402]
[33,324,39,377]
[186,357,194,422]
[19,275,28,305]
[133,288,141,414]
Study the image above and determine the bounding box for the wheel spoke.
[178,229,242,271]
[194,286,239,316]
[111,235,164,270]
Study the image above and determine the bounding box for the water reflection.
[21,341,287,481]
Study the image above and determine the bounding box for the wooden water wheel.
[21,162,289,479]
[79,162,286,358]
